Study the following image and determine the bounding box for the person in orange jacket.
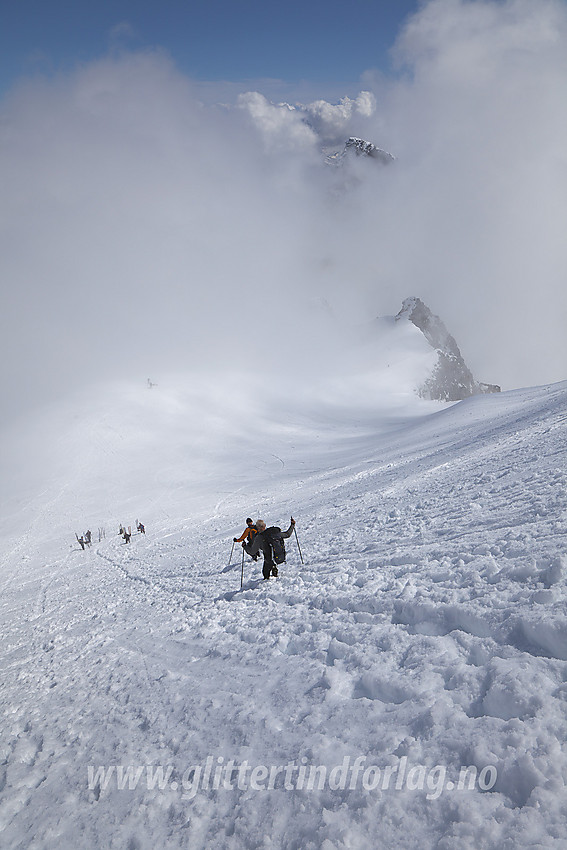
[234,518,257,544]
[234,518,260,560]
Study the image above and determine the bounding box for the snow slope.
[1,376,566,849]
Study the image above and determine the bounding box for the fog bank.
[1,0,566,424]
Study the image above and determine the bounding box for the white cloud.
[0,54,333,421]
[237,91,318,152]
[1,0,566,424]
[299,91,377,142]
[237,90,377,149]
[361,0,567,387]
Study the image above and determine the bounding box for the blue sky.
[0,0,419,96]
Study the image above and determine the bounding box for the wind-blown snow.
[1,375,566,849]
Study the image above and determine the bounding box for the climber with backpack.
[243,517,296,580]
[234,518,259,561]
[234,518,257,545]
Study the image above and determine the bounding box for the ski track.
[0,383,566,848]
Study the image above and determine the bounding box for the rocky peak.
[396,297,500,401]
[326,137,395,166]
[344,137,395,163]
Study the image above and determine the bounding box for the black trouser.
[245,537,278,579]
[262,556,275,580]
[262,550,279,579]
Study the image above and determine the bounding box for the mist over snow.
[1,0,567,429]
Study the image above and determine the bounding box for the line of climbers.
[76,521,145,549]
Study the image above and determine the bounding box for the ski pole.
[228,539,235,566]
[294,525,304,564]
[240,547,245,588]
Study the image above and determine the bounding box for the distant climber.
[137,521,145,534]
[244,518,295,580]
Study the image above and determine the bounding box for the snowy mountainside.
[325,136,395,166]
[0,324,438,561]
[1,376,566,849]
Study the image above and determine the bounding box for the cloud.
[237,91,318,152]
[237,90,377,148]
[0,53,339,421]
[358,0,567,387]
[299,91,377,144]
[1,0,566,427]
[108,21,139,47]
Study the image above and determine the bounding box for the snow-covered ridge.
[325,136,395,166]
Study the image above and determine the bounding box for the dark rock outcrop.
[326,137,395,167]
[396,297,500,401]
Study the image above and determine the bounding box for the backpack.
[264,526,286,565]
